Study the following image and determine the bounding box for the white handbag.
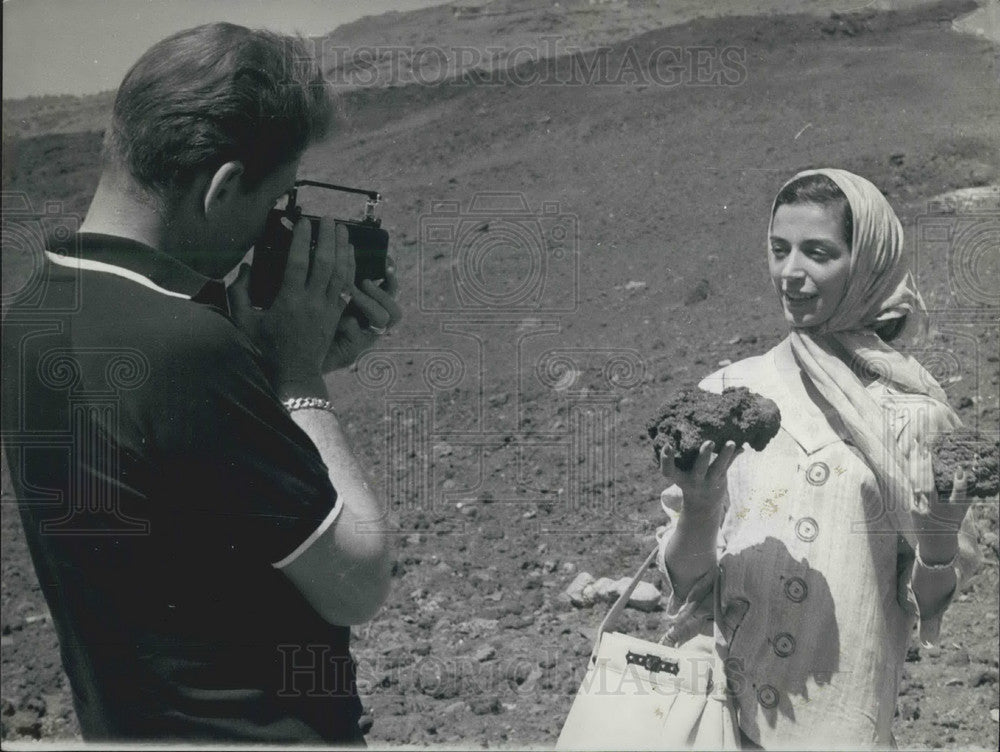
[556,546,740,750]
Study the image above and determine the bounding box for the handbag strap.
[588,544,660,665]
[587,546,734,703]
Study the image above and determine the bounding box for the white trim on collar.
[44,250,192,300]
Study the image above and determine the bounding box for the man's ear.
[203,161,245,217]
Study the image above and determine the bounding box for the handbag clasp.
[626,651,680,675]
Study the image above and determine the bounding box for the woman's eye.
[769,245,787,257]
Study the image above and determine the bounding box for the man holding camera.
[1,23,398,744]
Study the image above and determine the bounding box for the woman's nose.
[781,248,807,281]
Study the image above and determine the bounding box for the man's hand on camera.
[228,218,354,398]
[322,257,402,373]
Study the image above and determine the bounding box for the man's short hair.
[106,22,336,197]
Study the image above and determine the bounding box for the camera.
[248,180,388,310]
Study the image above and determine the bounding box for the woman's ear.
[203,161,245,217]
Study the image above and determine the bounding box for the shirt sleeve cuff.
[655,492,717,646]
[912,569,956,648]
[271,496,344,569]
[909,513,982,647]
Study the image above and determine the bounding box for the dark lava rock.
[932,428,999,497]
[897,697,921,721]
[469,695,503,715]
[683,278,711,306]
[971,667,999,687]
[22,696,45,717]
[646,385,782,470]
[498,614,535,630]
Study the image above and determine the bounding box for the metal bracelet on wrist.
[915,545,958,571]
[282,396,338,417]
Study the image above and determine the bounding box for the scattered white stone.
[590,577,615,602]
[592,577,626,602]
[718,359,733,367]
[624,280,648,292]
[627,581,663,612]
[565,572,596,607]
[474,645,497,662]
[991,707,999,723]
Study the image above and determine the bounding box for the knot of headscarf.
[770,168,960,542]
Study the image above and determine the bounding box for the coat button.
[757,684,779,708]
[806,461,830,486]
[795,517,819,542]
[784,577,808,602]
[773,632,796,657]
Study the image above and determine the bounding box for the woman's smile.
[782,290,818,303]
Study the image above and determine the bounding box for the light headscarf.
[769,168,960,542]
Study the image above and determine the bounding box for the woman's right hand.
[660,440,740,518]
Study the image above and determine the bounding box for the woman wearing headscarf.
[656,169,980,749]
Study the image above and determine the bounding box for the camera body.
[248,180,388,309]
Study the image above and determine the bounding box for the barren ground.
[2,0,998,748]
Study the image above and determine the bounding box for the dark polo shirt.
[1,233,363,743]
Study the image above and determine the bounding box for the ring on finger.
[366,323,389,336]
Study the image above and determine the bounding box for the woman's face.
[768,202,852,329]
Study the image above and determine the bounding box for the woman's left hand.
[908,437,970,534]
